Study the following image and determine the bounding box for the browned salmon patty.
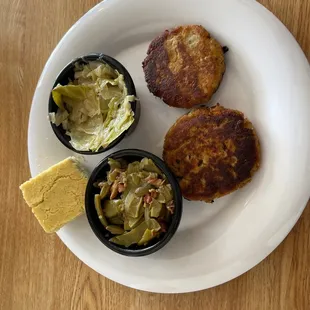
[163,105,260,202]
[142,25,226,109]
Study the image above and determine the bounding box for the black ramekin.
[48,53,140,155]
[85,149,183,257]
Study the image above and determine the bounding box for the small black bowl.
[85,149,183,257]
[48,53,140,155]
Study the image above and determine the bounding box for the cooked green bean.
[109,216,124,225]
[108,158,121,170]
[94,194,108,227]
[99,182,110,199]
[106,225,125,235]
[150,199,162,218]
[138,229,157,246]
[93,157,174,247]
[103,200,123,218]
[135,184,152,196]
[109,221,148,247]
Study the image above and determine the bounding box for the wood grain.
[0,0,309,309]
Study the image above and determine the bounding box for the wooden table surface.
[1,0,309,309]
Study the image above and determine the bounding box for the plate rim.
[27,0,310,293]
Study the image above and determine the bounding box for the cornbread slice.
[20,157,88,233]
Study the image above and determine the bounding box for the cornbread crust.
[142,25,225,108]
[20,157,88,233]
[163,105,260,202]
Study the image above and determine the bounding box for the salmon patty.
[142,25,226,108]
[163,105,260,202]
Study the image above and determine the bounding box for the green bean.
[110,221,148,247]
[124,192,142,218]
[138,229,157,246]
[106,225,125,235]
[94,158,174,247]
[108,158,121,170]
[140,158,162,174]
[109,216,124,225]
[150,199,162,218]
[103,200,122,218]
[135,184,152,197]
[94,194,108,227]
[146,219,161,232]
[99,182,110,199]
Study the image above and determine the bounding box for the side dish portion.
[49,61,135,152]
[93,158,175,247]
[20,157,88,233]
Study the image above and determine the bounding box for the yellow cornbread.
[20,157,88,233]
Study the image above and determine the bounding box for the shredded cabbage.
[49,62,135,151]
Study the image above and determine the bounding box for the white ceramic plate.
[28,0,310,293]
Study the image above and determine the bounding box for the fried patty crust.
[163,105,260,202]
[142,25,226,108]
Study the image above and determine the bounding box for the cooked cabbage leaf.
[50,62,135,152]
